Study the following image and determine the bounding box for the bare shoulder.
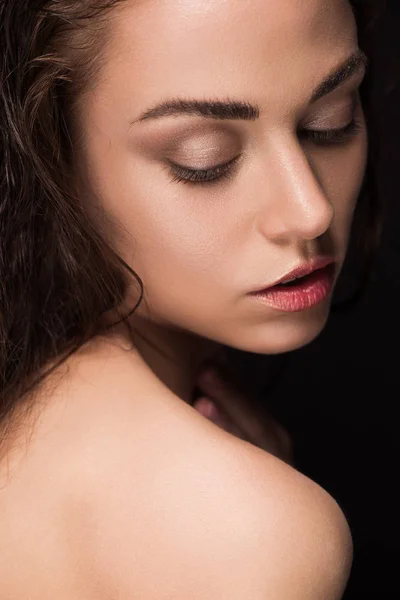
[81,436,353,599]
[41,338,353,600]
[8,336,352,599]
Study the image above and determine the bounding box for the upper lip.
[250,256,335,293]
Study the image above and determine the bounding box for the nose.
[256,137,335,243]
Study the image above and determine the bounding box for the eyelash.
[166,117,363,187]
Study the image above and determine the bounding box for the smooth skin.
[0,0,366,597]
[0,339,353,599]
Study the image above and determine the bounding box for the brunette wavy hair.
[0,0,386,446]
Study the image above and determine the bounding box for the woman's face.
[78,0,367,354]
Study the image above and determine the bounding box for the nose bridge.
[259,138,335,241]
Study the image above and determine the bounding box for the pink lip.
[250,256,335,293]
[248,262,336,313]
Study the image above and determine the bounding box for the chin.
[228,301,332,355]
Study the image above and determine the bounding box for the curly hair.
[0,0,386,450]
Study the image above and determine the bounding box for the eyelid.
[165,154,242,186]
[302,92,359,130]
[167,154,240,173]
[144,125,240,157]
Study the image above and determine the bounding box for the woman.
[0,0,382,597]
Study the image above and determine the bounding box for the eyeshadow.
[133,122,241,162]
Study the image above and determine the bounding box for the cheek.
[111,173,235,328]
[83,146,229,296]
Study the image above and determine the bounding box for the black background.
[227,3,400,597]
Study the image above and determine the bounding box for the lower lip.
[249,264,336,312]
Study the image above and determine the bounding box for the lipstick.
[248,258,336,313]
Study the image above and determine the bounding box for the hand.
[193,365,294,466]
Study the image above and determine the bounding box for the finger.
[196,368,266,442]
[193,396,244,437]
[193,397,219,420]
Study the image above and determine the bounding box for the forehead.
[95,0,358,117]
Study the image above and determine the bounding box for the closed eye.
[299,118,363,146]
[164,155,241,187]
[165,118,363,187]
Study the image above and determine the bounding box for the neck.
[114,316,224,405]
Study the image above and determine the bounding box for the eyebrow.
[131,49,368,125]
